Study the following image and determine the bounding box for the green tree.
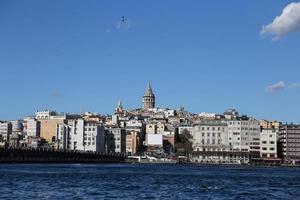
[175,129,193,155]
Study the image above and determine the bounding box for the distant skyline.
[0,1,300,122]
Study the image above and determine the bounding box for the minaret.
[142,82,155,109]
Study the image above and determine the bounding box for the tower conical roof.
[117,100,122,108]
[144,82,154,96]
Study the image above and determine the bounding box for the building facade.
[260,129,277,158]
[0,121,12,144]
[105,128,126,153]
[57,119,105,152]
[226,118,261,156]
[192,121,229,152]
[279,124,300,163]
[24,118,40,137]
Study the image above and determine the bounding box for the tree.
[175,129,193,155]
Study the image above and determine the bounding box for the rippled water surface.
[0,163,300,199]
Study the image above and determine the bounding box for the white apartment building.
[260,129,277,158]
[24,118,40,137]
[191,121,250,164]
[226,118,260,153]
[192,121,229,152]
[57,119,105,152]
[0,121,12,142]
[57,123,71,150]
[10,120,23,133]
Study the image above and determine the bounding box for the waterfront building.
[260,129,277,158]
[105,128,126,153]
[142,82,155,109]
[191,120,252,164]
[56,119,105,152]
[39,114,67,143]
[24,118,40,137]
[57,123,71,151]
[125,119,145,153]
[10,120,23,133]
[192,121,229,152]
[0,121,12,144]
[226,117,261,157]
[126,130,138,155]
[83,120,105,152]
[279,124,300,164]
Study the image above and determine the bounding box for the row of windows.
[201,132,221,137]
[261,141,275,144]
[288,143,300,147]
[287,148,300,152]
[201,139,222,145]
[228,127,260,131]
[85,128,96,131]
[261,147,275,151]
[198,127,225,131]
[228,122,258,125]
[287,139,300,143]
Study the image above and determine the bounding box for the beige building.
[146,124,157,134]
[146,122,165,134]
[39,116,66,142]
[260,120,281,130]
[157,123,165,134]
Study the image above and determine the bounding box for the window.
[212,133,215,137]
[201,139,204,144]
[207,127,209,131]
[202,132,205,137]
[218,133,221,137]
[207,139,210,144]
[212,139,215,144]
[207,133,210,137]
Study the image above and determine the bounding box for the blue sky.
[0,0,299,122]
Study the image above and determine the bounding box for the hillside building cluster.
[0,82,299,165]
